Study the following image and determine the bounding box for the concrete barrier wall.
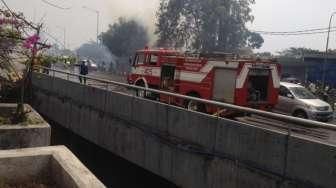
[32,73,336,188]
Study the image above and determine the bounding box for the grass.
[0,116,11,125]
[19,115,44,126]
[0,175,56,187]
[0,108,44,126]
[0,179,56,188]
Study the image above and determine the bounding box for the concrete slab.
[56,98,68,127]
[62,101,72,129]
[65,81,84,101]
[32,72,52,91]
[171,149,207,188]
[145,136,161,174]
[132,97,158,130]
[215,119,287,175]
[87,110,101,143]
[52,77,69,98]
[0,146,105,188]
[0,104,50,149]
[207,158,237,188]
[158,144,173,181]
[68,103,81,134]
[82,86,106,110]
[286,136,336,188]
[105,91,133,119]
[97,116,112,149]
[128,127,146,168]
[78,107,92,139]
[47,96,58,123]
[167,107,218,149]
[113,118,129,159]
[235,165,278,188]
[35,74,336,188]
[102,116,118,151]
[156,102,169,133]
[32,91,50,116]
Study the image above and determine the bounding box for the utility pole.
[323,12,336,88]
[83,6,100,44]
[56,26,66,49]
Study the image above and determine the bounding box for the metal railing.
[34,66,336,132]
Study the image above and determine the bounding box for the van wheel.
[184,93,206,113]
[293,111,308,119]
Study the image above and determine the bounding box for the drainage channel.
[48,118,178,188]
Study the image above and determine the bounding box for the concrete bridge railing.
[32,72,336,188]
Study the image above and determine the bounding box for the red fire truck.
[127,48,281,114]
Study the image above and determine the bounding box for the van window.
[290,87,316,99]
[279,86,291,97]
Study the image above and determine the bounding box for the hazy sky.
[6,0,336,53]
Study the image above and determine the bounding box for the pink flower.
[23,34,40,52]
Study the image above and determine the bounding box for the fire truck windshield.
[134,53,145,65]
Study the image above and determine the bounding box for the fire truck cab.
[127,48,281,114]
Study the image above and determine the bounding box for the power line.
[0,0,39,30]
[253,29,336,36]
[252,26,336,36]
[0,0,61,49]
[41,0,72,10]
[41,30,65,48]
[253,26,336,34]
[0,0,13,14]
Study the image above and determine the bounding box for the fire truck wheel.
[135,82,147,98]
[184,94,206,113]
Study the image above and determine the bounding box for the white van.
[273,82,333,122]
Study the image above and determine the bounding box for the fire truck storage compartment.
[213,68,236,103]
[247,68,270,102]
[161,64,175,90]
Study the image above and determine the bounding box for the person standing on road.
[79,61,89,84]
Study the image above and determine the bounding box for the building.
[278,54,336,86]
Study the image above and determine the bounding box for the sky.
[6,0,336,53]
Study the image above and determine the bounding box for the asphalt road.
[49,66,130,94]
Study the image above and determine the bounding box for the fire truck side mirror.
[129,56,133,66]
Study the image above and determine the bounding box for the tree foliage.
[101,17,149,57]
[156,0,263,52]
[255,51,273,58]
[0,10,33,85]
[0,8,50,120]
[278,47,321,57]
[37,54,76,67]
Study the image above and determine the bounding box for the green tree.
[255,51,273,58]
[278,47,321,57]
[156,0,263,52]
[101,17,149,57]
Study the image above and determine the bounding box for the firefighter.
[248,81,259,102]
[79,61,89,84]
